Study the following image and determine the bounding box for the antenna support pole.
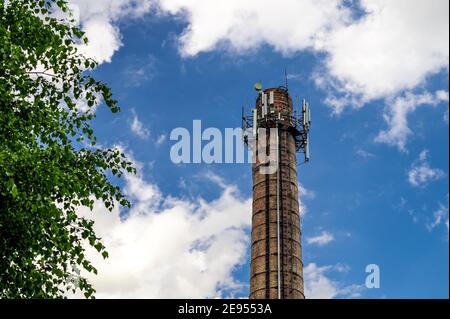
[284,68,288,91]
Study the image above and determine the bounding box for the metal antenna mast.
[284,68,289,91]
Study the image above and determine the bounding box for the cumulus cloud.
[72,0,336,63]
[304,263,363,299]
[154,0,349,57]
[319,0,449,107]
[407,150,446,187]
[67,1,449,101]
[66,147,359,299]
[375,90,449,151]
[68,0,154,64]
[152,0,449,152]
[306,231,335,246]
[75,160,252,298]
[65,1,448,150]
[76,18,122,64]
[152,0,448,105]
[69,149,351,298]
[155,0,448,150]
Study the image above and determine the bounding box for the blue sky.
[68,0,449,298]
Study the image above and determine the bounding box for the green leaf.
[0,0,135,299]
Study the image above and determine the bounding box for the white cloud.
[152,1,448,153]
[299,183,316,199]
[155,134,167,146]
[304,263,363,299]
[286,73,303,81]
[68,0,154,64]
[200,171,231,190]
[66,1,448,148]
[375,90,449,151]
[76,18,122,64]
[436,90,450,101]
[75,162,252,298]
[319,0,449,106]
[75,91,103,114]
[407,149,446,187]
[333,263,351,273]
[419,149,428,162]
[304,264,337,299]
[355,148,375,158]
[129,109,150,139]
[152,0,448,105]
[70,149,354,299]
[337,284,365,298]
[306,231,335,246]
[128,111,166,144]
[298,183,316,217]
[407,150,446,187]
[155,0,349,57]
[427,196,449,234]
[154,0,448,150]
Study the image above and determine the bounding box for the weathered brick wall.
[249,88,305,299]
